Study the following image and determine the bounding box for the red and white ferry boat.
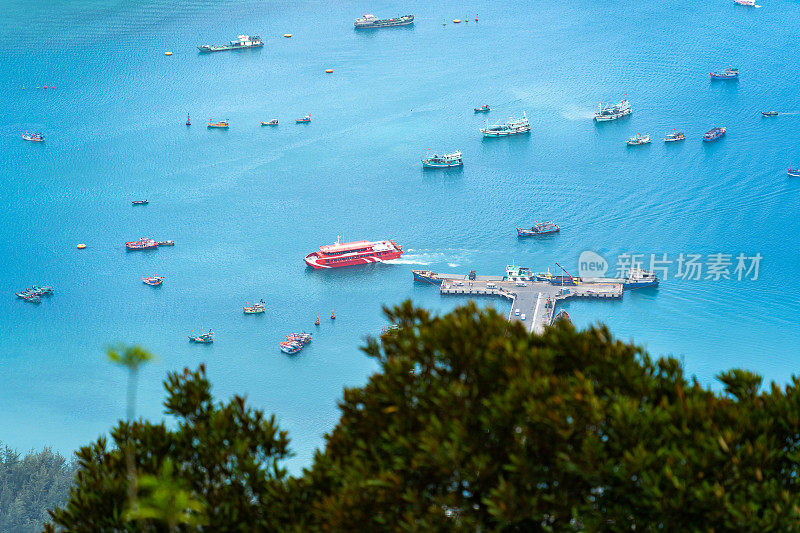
[304,237,403,269]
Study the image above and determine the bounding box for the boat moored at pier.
[354,14,414,28]
[198,35,263,52]
[702,126,726,142]
[621,268,659,289]
[594,99,632,122]
[422,151,463,168]
[480,112,530,137]
[305,237,403,269]
[516,222,560,236]
[710,67,738,80]
[626,133,651,145]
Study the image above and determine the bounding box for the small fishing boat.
[156,240,174,246]
[22,294,41,304]
[189,331,214,343]
[788,168,800,177]
[474,104,490,113]
[664,131,686,142]
[207,119,229,128]
[125,238,158,250]
[22,131,44,142]
[261,119,278,126]
[186,114,191,126]
[594,99,632,122]
[734,0,756,5]
[626,134,651,145]
[296,114,311,123]
[142,276,163,286]
[702,126,726,142]
[286,332,312,344]
[132,200,148,205]
[280,341,302,354]
[517,222,560,236]
[422,151,463,168]
[761,111,778,117]
[243,300,265,314]
[710,67,738,80]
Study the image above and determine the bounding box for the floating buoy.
[77,243,86,249]
[165,51,173,56]
[453,19,461,23]
[43,84,48,89]
[22,86,25,90]
[314,315,320,326]
[325,69,333,73]
[331,310,336,319]
[284,33,292,38]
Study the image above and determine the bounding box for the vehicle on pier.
[422,151,463,168]
[594,99,632,122]
[702,126,726,142]
[516,222,560,236]
[305,236,403,269]
[480,112,530,136]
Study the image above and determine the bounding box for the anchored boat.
[480,112,530,137]
[664,131,686,142]
[516,222,560,236]
[761,111,778,117]
[734,0,756,6]
[261,119,278,126]
[22,131,44,142]
[198,35,263,52]
[132,200,148,205]
[207,119,229,128]
[295,114,311,123]
[474,104,490,113]
[142,276,163,286]
[594,99,632,122]
[702,126,726,142]
[304,236,403,269]
[243,300,265,314]
[710,67,738,80]
[125,238,158,250]
[788,168,800,177]
[422,151,463,168]
[188,331,214,343]
[354,14,414,28]
[626,134,651,145]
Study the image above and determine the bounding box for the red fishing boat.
[304,236,403,269]
[125,238,158,250]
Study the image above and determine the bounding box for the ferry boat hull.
[305,239,403,269]
[413,270,444,284]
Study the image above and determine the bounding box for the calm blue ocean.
[2,0,799,470]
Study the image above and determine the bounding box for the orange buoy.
[77,243,86,249]
[284,33,292,38]
[314,315,320,326]
[330,310,336,319]
[325,69,333,73]
[165,51,173,56]
[453,19,461,23]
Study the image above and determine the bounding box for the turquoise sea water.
[2,0,800,470]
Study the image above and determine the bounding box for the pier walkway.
[439,278,622,334]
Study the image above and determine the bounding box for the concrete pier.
[438,278,622,334]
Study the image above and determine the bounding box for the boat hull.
[305,250,402,269]
[481,128,530,137]
[594,109,632,122]
[198,43,263,52]
[354,15,414,28]
[422,161,463,168]
[623,280,659,289]
[412,270,443,284]
[788,169,800,177]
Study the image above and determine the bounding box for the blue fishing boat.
[710,67,738,80]
[788,168,800,177]
[702,126,726,142]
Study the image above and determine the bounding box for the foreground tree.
[48,364,291,531]
[49,302,800,531]
[293,301,800,531]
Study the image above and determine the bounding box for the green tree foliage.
[293,301,800,531]
[48,302,800,531]
[48,364,291,531]
[0,443,77,533]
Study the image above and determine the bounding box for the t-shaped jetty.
[413,264,657,334]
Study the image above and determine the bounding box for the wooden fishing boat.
[132,200,148,205]
[142,276,163,286]
[207,119,229,128]
[189,331,214,343]
[296,114,311,123]
[261,119,278,126]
